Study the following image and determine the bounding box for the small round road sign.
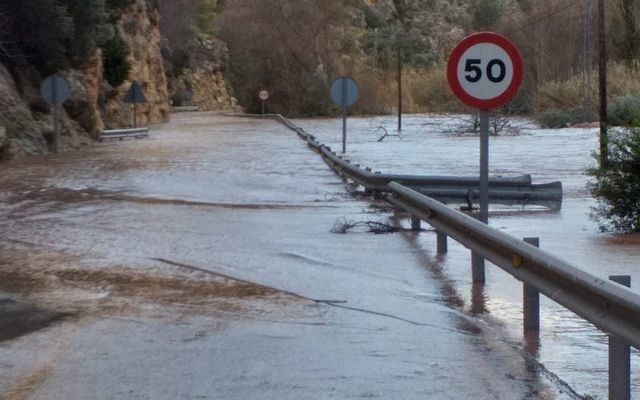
[447,32,522,110]
[330,76,359,108]
[40,74,70,108]
[258,88,270,101]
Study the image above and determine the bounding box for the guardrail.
[99,128,149,142]
[250,112,638,398]
[172,106,199,112]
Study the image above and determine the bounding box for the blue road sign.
[40,74,70,108]
[330,76,359,108]
[124,82,147,104]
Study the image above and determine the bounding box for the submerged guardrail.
[244,112,638,397]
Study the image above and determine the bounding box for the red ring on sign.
[447,32,523,110]
[257,88,271,101]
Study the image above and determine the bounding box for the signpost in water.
[330,76,359,153]
[447,32,523,281]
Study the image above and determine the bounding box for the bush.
[535,106,590,128]
[106,0,135,11]
[63,0,112,63]
[608,95,640,127]
[588,128,640,233]
[102,31,131,87]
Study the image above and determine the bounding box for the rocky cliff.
[0,0,170,160]
[165,35,239,112]
[104,0,170,128]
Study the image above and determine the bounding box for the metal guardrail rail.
[386,182,640,349]
[99,128,149,141]
[172,106,199,112]
[260,113,564,209]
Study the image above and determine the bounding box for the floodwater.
[294,114,640,398]
[0,112,636,399]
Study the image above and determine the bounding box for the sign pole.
[342,78,347,153]
[479,110,489,224]
[262,100,265,115]
[52,80,59,154]
[53,106,59,154]
[133,103,138,128]
[397,49,402,132]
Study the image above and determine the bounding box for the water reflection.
[470,282,487,316]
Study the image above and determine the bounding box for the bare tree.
[220,0,353,115]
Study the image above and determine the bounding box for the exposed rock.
[104,0,170,128]
[165,35,240,111]
[183,67,240,111]
[0,64,47,158]
[0,126,9,160]
[0,63,94,159]
[62,67,103,139]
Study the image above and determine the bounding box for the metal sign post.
[479,110,489,224]
[124,82,147,128]
[40,74,71,154]
[330,76,359,153]
[257,88,270,115]
[447,32,523,282]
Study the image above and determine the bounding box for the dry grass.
[352,63,467,115]
[532,62,640,113]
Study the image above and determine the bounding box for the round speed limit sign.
[447,32,523,110]
[258,88,270,101]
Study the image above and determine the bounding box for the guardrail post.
[436,231,448,254]
[411,216,421,231]
[523,237,540,334]
[471,253,485,283]
[609,275,631,400]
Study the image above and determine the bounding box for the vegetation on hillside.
[0,0,133,84]
[210,0,640,118]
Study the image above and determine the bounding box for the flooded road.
[295,114,640,398]
[0,113,558,399]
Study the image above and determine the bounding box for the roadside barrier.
[99,128,149,141]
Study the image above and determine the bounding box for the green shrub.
[534,109,571,128]
[588,128,640,232]
[534,106,590,128]
[63,0,112,63]
[102,31,131,87]
[608,95,640,127]
[106,0,135,11]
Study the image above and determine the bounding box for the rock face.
[104,0,170,128]
[0,64,90,160]
[0,0,170,160]
[166,36,240,112]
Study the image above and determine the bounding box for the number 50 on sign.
[447,32,523,110]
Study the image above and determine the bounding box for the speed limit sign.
[258,88,270,101]
[447,32,522,110]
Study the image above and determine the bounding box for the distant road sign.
[447,32,522,110]
[40,74,70,108]
[124,82,147,104]
[258,88,270,101]
[330,76,359,108]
